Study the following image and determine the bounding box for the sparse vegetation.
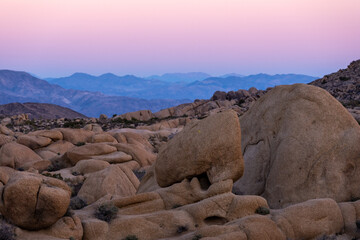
[42,172,63,180]
[132,170,146,181]
[75,142,86,146]
[176,225,188,234]
[122,235,138,240]
[192,234,202,240]
[63,119,86,129]
[255,206,270,215]
[95,203,118,222]
[0,223,15,240]
[339,76,350,81]
[70,197,87,210]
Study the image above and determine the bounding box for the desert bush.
[42,172,63,180]
[192,234,202,240]
[0,221,15,240]
[95,203,118,222]
[133,170,146,181]
[70,197,87,210]
[75,142,85,146]
[177,225,188,233]
[255,206,270,215]
[122,235,138,240]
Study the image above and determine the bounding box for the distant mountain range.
[0,70,188,117]
[46,72,317,100]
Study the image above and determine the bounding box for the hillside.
[0,70,188,117]
[309,60,360,108]
[0,102,87,119]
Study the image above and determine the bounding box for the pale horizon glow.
[0,0,359,78]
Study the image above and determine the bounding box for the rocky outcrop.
[234,84,360,208]
[310,60,360,109]
[155,110,244,187]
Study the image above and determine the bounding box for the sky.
[0,0,359,78]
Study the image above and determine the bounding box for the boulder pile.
[0,84,360,239]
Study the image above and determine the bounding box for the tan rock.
[17,135,52,149]
[0,125,14,136]
[91,151,132,164]
[66,143,117,165]
[113,143,156,167]
[0,134,14,147]
[90,133,117,143]
[235,84,360,208]
[272,198,344,240]
[29,130,63,141]
[73,159,110,175]
[0,172,71,230]
[15,216,83,240]
[57,128,94,144]
[155,110,243,187]
[118,110,154,121]
[0,142,46,170]
[44,140,75,155]
[77,165,139,204]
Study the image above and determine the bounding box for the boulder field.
[0,84,359,239]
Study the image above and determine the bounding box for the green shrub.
[255,206,270,215]
[177,225,188,233]
[42,172,63,180]
[75,142,86,146]
[339,76,350,81]
[70,197,87,210]
[95,203,118,222]
[122,235,138,240]
[192,234,202,240]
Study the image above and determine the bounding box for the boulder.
[91,151,132,164]
[90,133,117,143]
[17,135,52,149]
[72,159,111,175]
[0,142,48,170]
[155,110,244,187]
[66,143,117,165]
[118,110,154,121]
[57,128,94,145]
[15,216,83,240]
[234,84,360,208]
[0,125,14,136]
[0,172,71,230]
[77,165,139,204]
[271,198,344,240]
[42,140,75,155]
[0,134,14,147]
[29,130,63,141]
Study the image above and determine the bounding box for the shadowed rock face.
[310,60,360,109]
[234,84,360,209]
[155,110,244,188]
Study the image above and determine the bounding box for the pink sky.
[0,0,359,77]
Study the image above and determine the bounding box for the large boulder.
[234,84,360,208]
[77,165,139,204]
[0,142,49,170]
[155,110,243,187]
[57,128,94,145]
[66,143,117,165]
[17,135,52,149]
[0,172,71,230]
[29,130,63,141]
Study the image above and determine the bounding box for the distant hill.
[146,72,212,83]
[309,60,360,108]
[0,70,188,117]
[46,72,317,100]
[0,102,87,119]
